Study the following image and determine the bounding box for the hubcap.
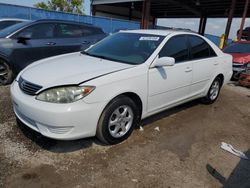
[209,80,220,100]
[0,61,9,84]
[108,105,134,138]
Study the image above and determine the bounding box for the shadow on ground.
[207,149,250,187]
[139,99,200,127]
[16,99,201,153]
[16,119,104,153]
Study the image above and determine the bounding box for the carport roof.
[92,0,248,18]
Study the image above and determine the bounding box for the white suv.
[11,30,232,144]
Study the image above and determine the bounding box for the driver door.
[147,35,193,113]
[11,23,56,72]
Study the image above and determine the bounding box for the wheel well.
[216,74,224,85]
[0,54,9,63]
[118,92,143,118]
[0,56,11,68]
[0,57,7,63]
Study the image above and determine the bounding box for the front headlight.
[36,86,95,103]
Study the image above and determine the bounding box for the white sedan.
[11,30,232,144]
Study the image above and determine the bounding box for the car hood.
[21,52,135,87]
[230,53,250,64]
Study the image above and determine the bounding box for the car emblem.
[20,80,26,89]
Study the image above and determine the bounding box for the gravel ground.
[0,83,250,188]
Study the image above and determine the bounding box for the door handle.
[185,67,192,72]
[46,42,56,46]
[214,62,219,65]
[82,41,90,45]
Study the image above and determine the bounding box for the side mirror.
[17,36,31,44]
[153,56,175,67]
[17,33,31,44]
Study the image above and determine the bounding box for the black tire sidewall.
[97,96,140,144]
[203,77,222,104]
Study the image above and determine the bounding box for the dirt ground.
[0,83,250,188]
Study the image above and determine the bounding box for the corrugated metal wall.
[0,3,140,34]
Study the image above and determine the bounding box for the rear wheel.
[0,59,13,86]
[96,96,140,145]
[201,77,222,104]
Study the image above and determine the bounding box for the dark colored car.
[223,41,250,79]
[237,27,250,40]
[0,18,28,31]
[0,19,107,85]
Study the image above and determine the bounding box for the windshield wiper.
[81,51,135,65]
[81,51,107,59]
[81,51,91,56]
[81,51,129,63]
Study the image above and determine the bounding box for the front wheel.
[201,77,222,104]
[96,96,140,145]
[0,59,13,86]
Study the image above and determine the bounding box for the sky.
[157,18,250,39]
[0,0,248,39]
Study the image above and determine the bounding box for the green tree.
[34,0,84,14]
[34,2,49,10]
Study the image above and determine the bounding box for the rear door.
[11,23,57,71]
[187,35,218,96]
[53,23,88,54]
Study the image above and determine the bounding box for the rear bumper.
[232,63,247,72]
[11,81,106,140]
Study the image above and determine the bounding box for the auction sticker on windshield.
[139,36,160,41]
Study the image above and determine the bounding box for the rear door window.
[159,35,189,63]
[80,26,102,36]
[188,35,217,60]
[55,24,83,38]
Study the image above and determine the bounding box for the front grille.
[18,77,42,96]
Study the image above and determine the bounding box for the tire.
[0,59,13,86]
[201,77,222,104]
[96,95,140,145]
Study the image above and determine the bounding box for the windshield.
[223,43,250,53]
[0,21,19,30]
[0,21,30,38]
[84,32,164,65]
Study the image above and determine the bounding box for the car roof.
[235,40,250,44]
[33,19,99,28]
[121,29,197,36]
[0,18,29,22]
